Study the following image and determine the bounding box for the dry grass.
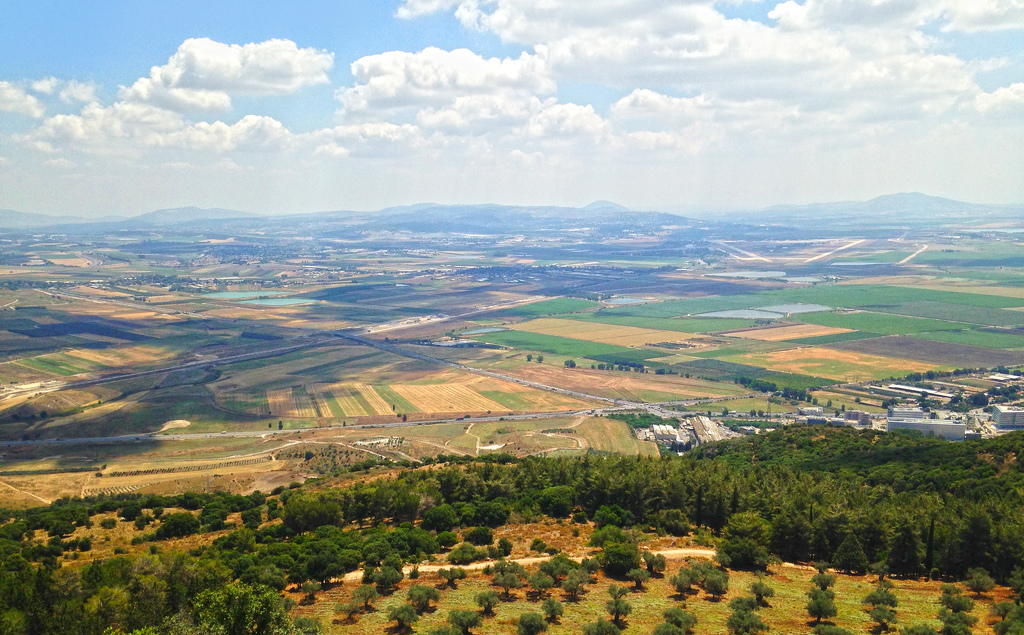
[575,417,659,456]
[725,346,940,382]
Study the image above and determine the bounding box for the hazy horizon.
[1,1,1022,216]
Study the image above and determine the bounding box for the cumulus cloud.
[396,0,462,18]
[0,82,45,118]
[60,80,98,104]
[338,47,553,114]
[31,77,59,94]
[974,82,1024,114]
[149,115,292,152]
[119,37,334,112]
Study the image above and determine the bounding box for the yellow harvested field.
[351,382,394,415]
[508,317,697,347]
[307,385,331,418]
[266,388,295,417]
[392,383,507,412]
[504,363,744,402]
[65,346,165,367]
[73,285,129,297]
[721,323,855,341]
[323,384,368,417]
[724,346,940,382]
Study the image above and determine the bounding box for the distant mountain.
[132,207,258,224]
[348,203,687,235]
[0,209,88,228]
[583,200,631,212]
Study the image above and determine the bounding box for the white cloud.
[149,115,292,152]
[31,77,59,94]
[338,47,553,115]
[44,157,75,168]
[119,37,334,112]
[0,82,44,118]
[974,82,1024,114]
[941,0,1024,31]
[60,80,98,104]
[396,0,462,18]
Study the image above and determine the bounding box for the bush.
[518,611,548,635]
[100,518,117,530]
[464,527,493,546]
[155,512,200,540]
[601,542,641,577]
[448,543,484,565]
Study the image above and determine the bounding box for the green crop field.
[591,284,1023,321]
[502,298,599,317]
[470,330,664,362]
[795,311,964,335]
[865,300,1024,327]
[909,328,1024,350]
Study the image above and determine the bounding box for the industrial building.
[798,406,825,416]
[886,406,965,440]
[843,410,871,425]
[887,419,966,441]
[993,405,1024,430]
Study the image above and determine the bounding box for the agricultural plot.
[721,323,854,341]
[865,300,1024,327]
[390,383,508,413]
[565,313,760,333]
[573,416,659,456]
[830,335,1024,367]
[795,310,963,335]
[909,328,1024,350]
[470,329,665,363]
[500,362,746,401]
[497,297,598,317]
[724,346,942,382]
[506,317,699,347]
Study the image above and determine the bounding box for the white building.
[887,419,966,441]
[993,405,1024,430]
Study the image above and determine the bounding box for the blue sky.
[0,0,1022,215]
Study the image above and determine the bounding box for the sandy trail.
[341,547,718,582]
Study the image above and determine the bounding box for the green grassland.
[304,558,978,635]
[470,330,664,363]
[502,298,599,317]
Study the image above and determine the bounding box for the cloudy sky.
[0,0,1021,216]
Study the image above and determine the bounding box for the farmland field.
[720,323,855,341]
[827,334,1024,367]
[506,317,698,347]
[470,329,665,362]
[499,297,598,317]
[795,310,964,335]
[723,346,942,382]
[865,300,1024,326]
[909,328,1024,350]
[574,416,659,455]
[565,313,759,333]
